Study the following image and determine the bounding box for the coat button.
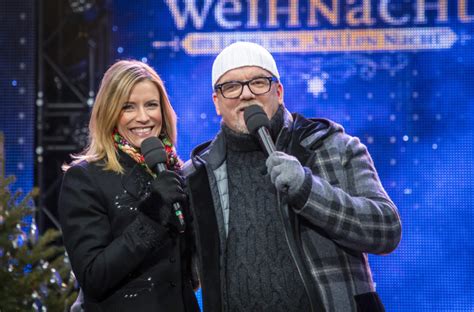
[169,281,176,287]
[169,257,176,263]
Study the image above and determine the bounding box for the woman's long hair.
[63,60,177,173]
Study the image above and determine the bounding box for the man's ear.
[277,83,284,105]
[212,92,221,116]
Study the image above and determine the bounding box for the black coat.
[58,151,199,312]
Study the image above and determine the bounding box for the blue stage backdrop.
[0,1,35,194]
[110,1,474,310]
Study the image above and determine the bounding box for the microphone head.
[140,137,167,169]
[244,105,270,134]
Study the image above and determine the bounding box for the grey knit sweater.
[222,123,310,312]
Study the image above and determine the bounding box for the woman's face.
[117,80,163,148]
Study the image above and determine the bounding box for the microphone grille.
[244,105,270,134]
[140,137,167,169]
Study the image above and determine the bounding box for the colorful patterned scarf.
[113,128,182,176]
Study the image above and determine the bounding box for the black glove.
[151,170,187,205]
[139,170,187,229]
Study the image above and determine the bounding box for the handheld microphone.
[244,105,289,193]
[141,137,185,233]
[244,105,276,156]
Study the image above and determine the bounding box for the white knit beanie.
[212,41,280,88]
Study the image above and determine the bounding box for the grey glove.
[266,151,313,210]
[266,151,305,196]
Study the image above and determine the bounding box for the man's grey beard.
[233,121,249,134]
[232,102,262,134]
[220,120,250,134]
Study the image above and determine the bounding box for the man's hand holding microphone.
[244,105,312,209]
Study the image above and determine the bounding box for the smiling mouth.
[130,126,153,136]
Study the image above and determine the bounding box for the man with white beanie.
[184,41,401,312]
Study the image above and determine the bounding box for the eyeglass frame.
[214,76,279,99]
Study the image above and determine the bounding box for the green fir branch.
[0,171,78,312]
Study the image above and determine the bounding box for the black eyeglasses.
[214,76,278,99]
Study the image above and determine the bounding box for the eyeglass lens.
[221,77,273,99]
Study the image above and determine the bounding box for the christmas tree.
[0,157,78,311]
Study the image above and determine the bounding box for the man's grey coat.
[184,107,402,312]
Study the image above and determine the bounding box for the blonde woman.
[59,60,199,311]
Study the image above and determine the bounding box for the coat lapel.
[119,151,151,200]
[187,159,223,312]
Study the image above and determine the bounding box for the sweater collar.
[201,105,291,169]
[221,125,260,152]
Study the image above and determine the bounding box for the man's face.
[212,66,283,133]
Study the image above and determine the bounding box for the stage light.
[68,0,95,13]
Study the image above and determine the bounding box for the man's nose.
[240,83,255,99]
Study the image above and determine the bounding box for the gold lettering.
[308,0,339,26]
[214,0,242,28]
[346,0,375,26]
[247,0,259,27]
[268,0,278,27]
[415,0,448,24]
[288,0,300,26]
[267,0,300,27]
[379,0,409,25]
[459,0,474,22]
[164,0,214,30]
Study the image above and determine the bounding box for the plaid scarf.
[113,128,182,176]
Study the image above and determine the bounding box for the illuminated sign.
[154,0,473,54]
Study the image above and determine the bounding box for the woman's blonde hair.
[64,60,177,173]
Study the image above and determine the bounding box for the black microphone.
[244,105,276,156]
[141,136,185,233]
[244,105,289,193]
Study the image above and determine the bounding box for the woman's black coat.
[58,151,199,311]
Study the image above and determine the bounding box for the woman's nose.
[135,106,150,122]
